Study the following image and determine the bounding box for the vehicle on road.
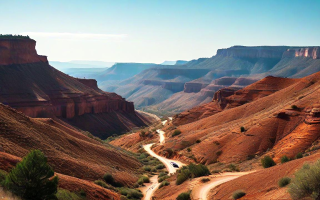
[170,162,179,168]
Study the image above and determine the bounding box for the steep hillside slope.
[105,46,320,116]
[0,38,153,138]
[0,103,144,199]
[152,71,320,166]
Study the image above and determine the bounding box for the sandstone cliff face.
[283,47,320,59]
[0,38,48,65]
[0,38,144,137]
[184,82,208,93]
[76,78,99,90]
[216,46,289,59]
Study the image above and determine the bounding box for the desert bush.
[79,190,86,197]
[216,150,222,156]
[278,177,291,188]
[172,129,182,137]
[119,188,143,199]
[291,105,298,110]
[155,164,165,170]
[166,148,174,157]
[187,148,191,152]
[0,169,7,185]
[159,180,170,188]
[211,170,221,174]
[3,150,58,200]
[232,190,246,199]
[139,131,146,137]
[103,173,114,184]
[176,163,210,185]
[176,191,191,200]
[103,173,122,187]
[56,189,82,200]
[158,175,169,182]
[196,139,201,143]
[201,178,210,183]
[188,163,211,177]
[247,154,255,160]
[288,161,320,199]
[261,156,276,168]
[295,152,303,159]
[240,126,245,132]
[228,164,240,172]
[281,155,290,163]
[143,166,151,172]
[95,180,108,188]
[176,169,191,185]
[137,176,150,185]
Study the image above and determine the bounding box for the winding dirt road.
[191,172,253,200]
[141,118,251,200]
[142,118,184,200]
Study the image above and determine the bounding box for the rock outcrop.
[0,38,48,65]
[0,38,150,138]
[283,47,320,59]
[216,46,289,59]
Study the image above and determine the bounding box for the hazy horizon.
[1,0,320,63]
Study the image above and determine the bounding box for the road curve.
[143,143,184,175]
[156,129,165,144]
[191,172,253,200]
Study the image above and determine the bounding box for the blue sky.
[1,0,319,63]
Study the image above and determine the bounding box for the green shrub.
[155,164,165,170]
[95,180,108,188]
[291,105,298,110]
[196,139,201,143]
[137,176,150,185]
[232,190,246,199]
[240,127,245,132]
[158,175,169,182]
[281,155,290,163]
[228,164,240,172]
[261,156,276,168]
[278,177,291,188]
[188,163,211,177]
[172,129,182,137]
[159,180,170,188]
[176,169,191,185]
[3,150,58,200]
[176,191,191,200]
[201,178,210,183]
[119,188,143,199]
[216,150,222,156]
[187,148,191,152]
[143,166,151,172]
[0,169,7,186]
[56,189,82,200]
[103,173,114,184]
[295,152,303,159]
[288,161,320,199]
[79,190,86,197]
[176,163,210,185]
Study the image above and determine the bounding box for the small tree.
[261,156,276,168]
[240,127,245,132]
[281,155,290,164]
[4,150,58,200]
